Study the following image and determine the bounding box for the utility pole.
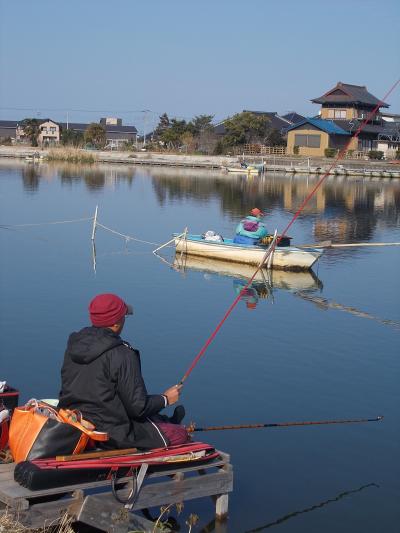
[142,109,151,147]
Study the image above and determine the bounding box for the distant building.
[287,82,390,156]
[60,118,138,148]
[381,111,400,123]
[38,120,60,145]
[15,119,60,144]
[377,121,400,158]
[0,117,137,148]
[0,120,18,141]
[281,112,305,125]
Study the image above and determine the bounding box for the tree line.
[150,112,285,154]
[14,112,286,154]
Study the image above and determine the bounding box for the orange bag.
[9,400,108,463]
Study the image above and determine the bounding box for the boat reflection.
[172,255,323,308]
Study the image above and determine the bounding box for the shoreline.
[0,146,399,178]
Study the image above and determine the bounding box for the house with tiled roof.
[0,120,19,140]
[287,82,390,156]
[0,117,137,147]
[11,118,61,144]
[282,112,305,125]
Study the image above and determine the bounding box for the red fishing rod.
[178,78,400,387]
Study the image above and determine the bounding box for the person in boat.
[233,207,268,245]
[59,293,188,450]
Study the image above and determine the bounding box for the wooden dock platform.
[0,451,233,532]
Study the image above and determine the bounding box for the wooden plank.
[77,471,232,532]
[0,463,14,473]
[78,495,169,533]
[0,455,228,505]
[0,490,29,510]
[215,493,229,520]
[3,496,163,532]
[8,492,83,529]
[85,469,234,512]
[0,470,14,483]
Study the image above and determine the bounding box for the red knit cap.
[89,293,133,327]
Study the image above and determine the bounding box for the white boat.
[174,234,322,271]
[173,255,323,292]
[225,166,260,175]
[346,169,361,176]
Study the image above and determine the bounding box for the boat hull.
[226,167,259,174]
[174,236,322,271]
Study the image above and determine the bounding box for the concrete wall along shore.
[0,146,398,176]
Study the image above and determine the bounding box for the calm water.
[1,160,399,532]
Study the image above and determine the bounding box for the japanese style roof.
[281,112,305,125]
[0,120,18,128]
[378,121,400,141]
[1,119,138,133]
[312,82,389,108]
[287,117,350,135]
[58,122,137,133]
[332,119,387,135]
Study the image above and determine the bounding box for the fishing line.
[179,78,400,386]
[2,216,94,228]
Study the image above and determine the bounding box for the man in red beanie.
[59,293,188,450]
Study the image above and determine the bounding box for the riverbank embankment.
[1,146,399,176]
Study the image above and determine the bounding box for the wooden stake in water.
[91,205,98,241]
[266,229,278,270]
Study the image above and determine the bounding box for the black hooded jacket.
[59,326,168,449]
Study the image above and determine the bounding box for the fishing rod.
[187,416,383,433]
[177,78,400,387]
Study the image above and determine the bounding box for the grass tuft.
[0,509,74,532]
[47,148,95,164]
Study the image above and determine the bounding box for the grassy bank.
[47,148,95,164]
[0,510,74,532]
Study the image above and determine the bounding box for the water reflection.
[168,255,323,308]
[21,165,40,193]
[244,483,379,532]
[233,279,269,310]
[295,292,400,331]
[5,160,400,246]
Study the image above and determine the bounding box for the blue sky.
[0,0,399,130]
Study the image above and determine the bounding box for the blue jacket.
[235,215,268,240]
